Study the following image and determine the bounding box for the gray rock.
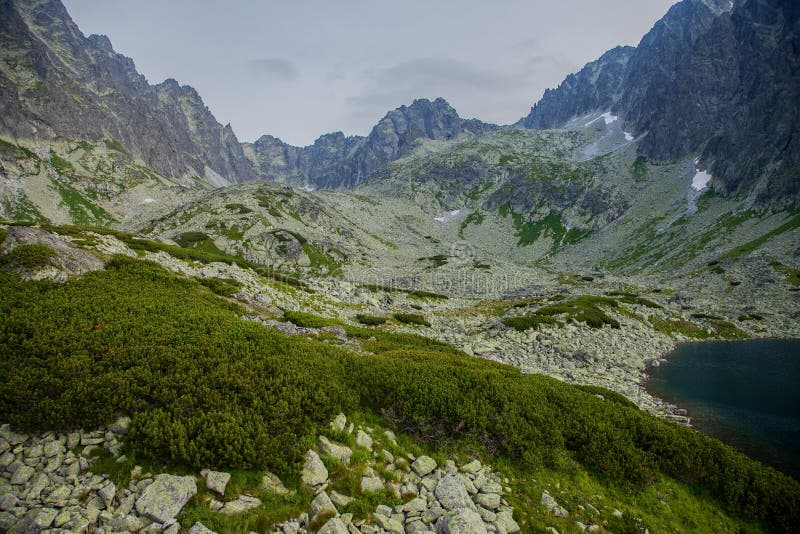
[360,475,384,494]
[495,511,521,534]
[411,456,437,476]
[189,521,216,534]
[98,481,116,506]
[474,492,501,510]
[318,517,349,534]
[318,436,352,464]
[402,497,427,514]
[330,490,353,508]
[33,508,58,529]
[135,474,198,523]
[459,460,482,474]
[310,491,338,523]
[10,465,34,485]
[435,476,476,512]
[220,494,262,515]
[355,430,373,450]
[330,414,347,432]
[301,450,328,487]
[43,440,62,458]
[436,507,488,534]
[540,492,569,518]
[109,416,132,435]
[374,512,404,534]
[203,470,231,496]
[262,472,290,494]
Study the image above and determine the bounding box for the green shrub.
[355,314,387,326]
[1,243,55,270]
[0,227,6,245]
[199,277,242,297]
[393,313,431,327]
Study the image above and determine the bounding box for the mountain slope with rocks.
[518,0,800,205]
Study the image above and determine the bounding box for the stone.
[108,416,131,435]
[0,494,19,511]
[495,511,521,534]
[435,476,476,512]
[135,474,198,523]
[318,517,349,534]
[411,456,437,476]
[189,521,216,534]
[459,460,482,474]
[261,472,290,494]
[26,444,43,459]
[330,414,347,432]
[301,450,328,487]
[203,470,231,496]
[10,465,34,485]
[220,494,262,515]
[110,514,142,531]
[0,452,14,468]
[43,440,63,457]
[540,492,569,518]
[402,497,427,514]
[53,509,71,528]
[360,475,384,494]
[475,492,501,510]
[330,490,353,508]
[355,430,373,450]
[310,491,338,523]
[319,436,352,464]
[33,508,58,529]
[405,519,429,533]
[98,481,116,506]
[374,512,404,534]
[381,449,395,463]
[436,507,488,534]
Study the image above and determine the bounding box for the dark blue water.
[646,339,800,479]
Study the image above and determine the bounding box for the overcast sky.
[62,0,676,146]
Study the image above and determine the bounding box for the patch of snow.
[692,170,712,191]
[433,216,446,222]
[727,1,734,11]
[584,112,618,127]
[449,209,461,216]
[300,185,316,192]
[624,131,634,141]
[142,197,156,204]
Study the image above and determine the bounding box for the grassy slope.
[0,256,798,531]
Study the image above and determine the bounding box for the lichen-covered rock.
[436,507,488,534]
[301,450,328,487]
[135,474,197,523]
[411,456,437,476]
[435,476,477,512]
[202,470,231,496]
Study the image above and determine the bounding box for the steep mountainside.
[0,0,255,185]
[243,98,498,189]
[518,0,800,205]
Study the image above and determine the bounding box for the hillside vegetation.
[0,257,798,531]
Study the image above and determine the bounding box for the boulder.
[220,495,262,515]
[436,507,488,534]
[318,436,352,464]
[540,491,569,518]
[355,430,373,450]
[135,474,198,523]
[435,476,476,512]
[459,460,482,474]
[202,470,231,496]
[301,450,328,487]
[262,471,290,494]
[189,522,216,534]
[373,512,404,534]
[360,475,384,493]
[330,414,347,432]
[411,456,437,476]
[310,491,338,524]
[317,517,349,534]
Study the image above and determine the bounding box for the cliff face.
[518,0,800,205]
[517,46,635,130]
[245,98,498,189]
[0,0,256,185]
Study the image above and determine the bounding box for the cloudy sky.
[62,0,676,146]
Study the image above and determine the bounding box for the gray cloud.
[246,58,298,81]
[347,57,539,119]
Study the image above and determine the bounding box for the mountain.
[518,0,800,205]
[516,46,635,130]
[0,0,256,185]
[244,98,497,190]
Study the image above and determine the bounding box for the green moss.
[721,212,800,260]
[632,156,649,181]
[49,153,74,175]
[648,316,711,339]
[417,255,448,268]
[356,314,387,326]
[503,314,560,331]
[50,179,114,226]
[770,258,800,287]
[199,277,242,297]
[302,243,344,277]
[1,243,55,270]
[224,203,253,215]
[459,211,485,238]
[393,313,431,327]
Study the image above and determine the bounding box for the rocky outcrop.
[0,0,256,186]
[518,0,800,205]
[516,46,635,130]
